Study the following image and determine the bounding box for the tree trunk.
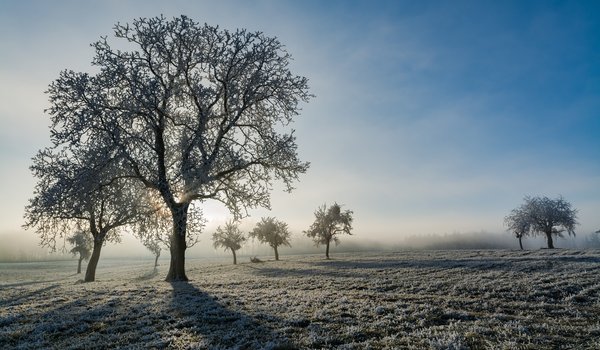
[325,240,331,259]
[154,252,160,268]
[518,236,523,250]
[85,238,103,282]
[545,231,555,249]
[77,256,83,274]
[274,246,279,261]
[232,248,237,265]
[166,203,189,281]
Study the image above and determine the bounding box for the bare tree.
[212,220,246,265]
[249,217,291,261]
[505,196,578,249]
[67,230,92,274]
[24,141,152,282]
[44,15,311,281]
[143,238,162,269]
[504,206,531,250]
[305,203,353,259]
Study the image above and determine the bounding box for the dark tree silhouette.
[42,15,311,281]
[212,220,246,265]
[505,196,578,249]
[67,230,92,274]
[305,203,353,259]
[249,217,291,261]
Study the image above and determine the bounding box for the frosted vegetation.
[505,196,578,250]
[66,231,92,274]
[212,220,246,265]
[2,250,599,349]
[305,203,353,259]
[23,15,311,282]
[250,217,292,261]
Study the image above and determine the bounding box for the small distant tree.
[212,220,246,265]
[586,230,600,248]
[505,196,578,249]
[143,239,162,269]
[134,194,204,269]
[504,207,531,250]
[67,230,92,274]
[305,203,353,259]
[249,217,291,261]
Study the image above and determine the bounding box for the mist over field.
[0,228,592,263]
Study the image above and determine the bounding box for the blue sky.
[1,0,599,254]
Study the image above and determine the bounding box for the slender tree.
[134,194,204,269]
[144,238,162,269]
[67,230,92,274]
[24,141,152,282]
[305,203,353,259]
[44,15,311,281]
[212,220,246,265]
[249,217,291,261]
[505,196,578,249]
[504,206,531,250]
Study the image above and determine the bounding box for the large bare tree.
[44,15,311,281]
[505,196,578,249]
[304,203,353,259]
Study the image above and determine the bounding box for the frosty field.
[1,250,599,349]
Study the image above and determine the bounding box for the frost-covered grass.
[1,250,599,349]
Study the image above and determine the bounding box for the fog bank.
[2,228,595,263]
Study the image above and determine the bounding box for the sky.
[1,0,599,258]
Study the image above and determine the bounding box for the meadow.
[1,249,599,349]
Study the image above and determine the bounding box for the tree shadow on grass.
[0,284,60,308]
[244,263,367,280]
[1,278,296,349]
[0,278,68,288]
[2,282,181,348]
[133,267,159,281]
[168,281,295,349]
[245,251,600,281]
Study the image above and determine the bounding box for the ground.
[1,250,599,349]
